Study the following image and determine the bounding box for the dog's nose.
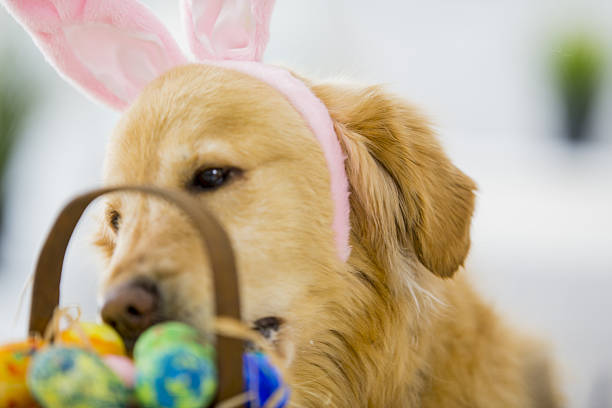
[101,278,161,351]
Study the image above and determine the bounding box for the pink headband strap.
[211,60,351,261]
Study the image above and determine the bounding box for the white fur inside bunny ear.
[3,0,187,110]
[181,0,275,62]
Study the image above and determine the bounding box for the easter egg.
[59,322,126,356]
[28,346,129,408]
[243,352,289,408]
[134,322,217,408]
[0,338,44,408]
[133,321,201,359]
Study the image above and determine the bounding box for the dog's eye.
[190,167,237,191]
[109,210,121,232]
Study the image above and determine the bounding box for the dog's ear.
[312,84,476,278]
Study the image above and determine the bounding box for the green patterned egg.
[134,322,217,408]
[134,321,201,360]
[27,346,129,408]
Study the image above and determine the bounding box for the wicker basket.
[28,186,247,406]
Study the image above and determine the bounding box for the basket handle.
[28,185,244,404]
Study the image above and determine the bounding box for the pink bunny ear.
[181,0,275,62]
[3,0,187,110]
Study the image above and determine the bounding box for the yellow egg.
[59,322,126,356]
[0,338,44,408]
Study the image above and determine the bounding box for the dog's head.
[95,63,476,358]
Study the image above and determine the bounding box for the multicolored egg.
[243,352,289,408]
[0,338,44,408]
[27,346,129,408]
[133,321,201,359]
[134,322,217,408]
[59,322,126,356]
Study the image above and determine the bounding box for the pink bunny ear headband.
[3,0,351,261]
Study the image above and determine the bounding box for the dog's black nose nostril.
[253,316,283,340]
[101,278,161,351]
[126,305,141,317]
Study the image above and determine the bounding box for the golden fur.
[95,64,560,407]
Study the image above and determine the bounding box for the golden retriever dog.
[94,64,560,408]
[4,0,560,406]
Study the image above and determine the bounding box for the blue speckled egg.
[134,322,201,360]
[243,352,289,408]
[27,346,129,408]
[134,322,217,408]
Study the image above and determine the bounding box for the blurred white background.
[1,1,611,407]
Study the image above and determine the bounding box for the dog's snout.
[101,278,161,351]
